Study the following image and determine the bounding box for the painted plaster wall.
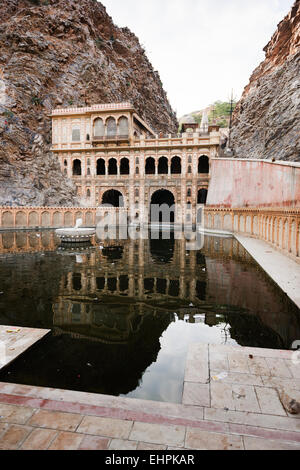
[207,159,300,208]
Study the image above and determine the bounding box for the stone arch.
[223,214,232,231]
[197,188,208,204]
[73,159,82,176]
[93,118,105,138]
[64,211,73,226]
[171,156,181,174]
[101,189,124,208]
[150,189,176,224]
[253,216,258,235]
[283,218,288,250]
[75,211,83,222]
[291,219,297,256]
[206,213,212,229]
[198,155,209,174]
[118,116,129,136]
[214,214,221,230]
[53,212,63,227]
[158,157,168,175]
[97,158,106,176]
[29,211,39,227]
[85,212,94,226]
[72,124,81,142]
[240,215,245,233]
[120,158,130,175]
[246,215,252,233]
[2,211,14,228]
[106,117,117,137]
[145,157,155,175]
[108,158,117,175]
[234,215,239,232]
[278,218,283,247]
[41,211,50,228]
[16,211,26,227]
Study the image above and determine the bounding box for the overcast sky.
[102,0,294,117]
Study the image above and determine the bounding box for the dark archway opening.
[158,157,168,175]
[198,156,209,174]
[150,190,175,223]
[72,159,82,176]
[108,159,117,176]
[150,232,175,264]
[145,157,155,175]
[102,246,124,261]
[97,159,105,176]
[120,158,130,175]
[171,157,181,174]
[102,190,124,208]
[198,189,208,204]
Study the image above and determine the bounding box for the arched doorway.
[108,158,117,175]
[101,190,124,208]
[150,189,175,224]
[120,158,129,175]
[145,157,155,175]
[198,156,209,174]
[158,157,168,175]
[72,159,82,176]
[198,188,208,204]
[171,157,181,174]
[97,158,105,176]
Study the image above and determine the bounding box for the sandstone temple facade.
[51,103,221,225]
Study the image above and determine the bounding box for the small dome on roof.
[182,114,196,124]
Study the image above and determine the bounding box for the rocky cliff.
[231,0,300,161]
[0,0,178,207]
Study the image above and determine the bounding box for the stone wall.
[0,205,299,262]
[0,206,98,230]
[205,207,300,261]
[207,158,300,208]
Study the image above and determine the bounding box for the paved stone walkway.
[0,344,299,450]
[0,326,50,370]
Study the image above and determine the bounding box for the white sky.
[102,0,294,117]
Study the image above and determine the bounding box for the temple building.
[51,103,221,224]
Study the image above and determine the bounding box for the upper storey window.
[94,118,105,138]
[106,117,117,137]
[118,116,129,136]
[72,125,81,142]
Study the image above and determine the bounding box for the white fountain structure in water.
[55,218,96,243]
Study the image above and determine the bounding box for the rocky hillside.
[0,0,178,207]
[231,0,300,161]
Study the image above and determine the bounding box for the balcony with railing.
[92,134,130,145]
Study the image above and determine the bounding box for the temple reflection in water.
[0,231,299,401]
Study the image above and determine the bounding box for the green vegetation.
[208,100,237,128]
[191,100,237,129]
[31,96,42,106]
[3,110,14,120]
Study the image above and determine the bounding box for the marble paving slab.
[0,326,51,370]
